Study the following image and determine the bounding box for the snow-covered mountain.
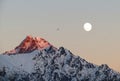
[0,36,120,81]
[4,35,54,54]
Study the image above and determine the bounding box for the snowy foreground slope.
[0,36,120,81]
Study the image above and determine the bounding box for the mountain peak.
[1,36,120,81]
[5,35,52,54]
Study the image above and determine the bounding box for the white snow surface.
[0,50,40,73]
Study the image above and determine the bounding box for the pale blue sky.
[0,0,120,71]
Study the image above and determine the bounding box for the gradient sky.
[0,0,120,71]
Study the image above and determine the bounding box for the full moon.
[83,23,92,31]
